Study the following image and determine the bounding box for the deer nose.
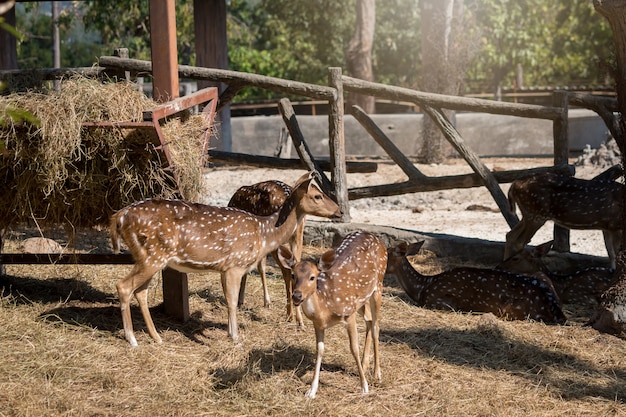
[292,291,303,306]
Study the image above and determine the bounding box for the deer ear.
[533,241,553,257]
[406,240,425,256]
[277,245,295,270]
[293,171,314,189]
[318,249,337,271]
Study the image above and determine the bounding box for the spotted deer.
[227,180,305,326]
[497,241,618,306]
[277,231,388,399]
[110,172,341,347]
[504,171,624,269]
[385,241,566,323]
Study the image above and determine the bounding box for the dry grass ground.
[1,237,625,416]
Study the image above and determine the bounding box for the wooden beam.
[207,150,378,173]
[149,0,179,102]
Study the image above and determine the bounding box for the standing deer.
[277,231,388,398]
[504,171,623,269]
[497,241,618,306]
[385,241,566,323]
[227,180,305,326]
[110,172,341,347]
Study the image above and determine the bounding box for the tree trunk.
[0,4,17,70]
[590,0,626,337]
[418,0,465,163]
[194,0,232,151]
[346,0,376,114]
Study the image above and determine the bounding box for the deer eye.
[310,275,316,281]
[314,194,323,201]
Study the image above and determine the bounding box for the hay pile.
[0,76,211,230]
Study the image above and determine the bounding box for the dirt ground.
[202,156,611,260]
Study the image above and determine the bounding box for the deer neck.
[300,286,336,325]
[259,196,302,254]
[388,258,429,304]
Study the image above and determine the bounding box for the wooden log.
[348,164,574,199]
[568,92,621,141]
[350,104,426,179]
[421,105,519,228]
[0,67,106,81]
[278,98,334,194]
[97,55,336,101]
[342,75,563,120]
[207,150,378,173]
[552,91,571,253]
[0,253,134,264]
[328,67,350,222]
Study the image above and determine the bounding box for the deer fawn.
[227,180,305,326]
[385,241,566,323]
[497,241,618,306]
[504,171,623,269]
[277,231,388,398]
[110,172,341,347]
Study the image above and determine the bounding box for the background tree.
[419,0,472,163]
[346,0,376,113]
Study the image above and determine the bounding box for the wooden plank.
[0,253,134,264]
[207,150,378,173]
[81,121,156,129]
[144,87,219,121]
[161,268,190,322]
[552,91,571,253]
[350,104,426,179]
[278,98,334,194]
[328,67,350,222]
[348,165,574,199]
[97,55,336,100]
[149,0,179,103]
[342,75,563,120]
[421,105,519,228]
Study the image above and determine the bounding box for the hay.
[0,241,625,416]
[0,75,210,230]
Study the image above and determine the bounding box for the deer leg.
[116,265,158,347]
[291,221,305,261]
[258,256,271,307]
[603,229,619,270]
[272,250,304,327]
[134,281,163,344]
[307,326,325,399]
[237,273,249,308]
[222,269,245,342]
[360,304,373,372]
[366,291,382,383]
[346,314,369,395]
[360,294,381,382]
[504,218,545,259]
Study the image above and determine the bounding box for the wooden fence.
[2,55,618,253]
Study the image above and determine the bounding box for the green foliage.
[11,0,617,102]
[466,0,613,93]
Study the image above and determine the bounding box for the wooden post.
[552,90,570,253]
[278,98,334,194]
[149,0,179,102]
[148,0,187,322]
[328,67,350,222]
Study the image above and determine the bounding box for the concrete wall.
[231,108,609,158]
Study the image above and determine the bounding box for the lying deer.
[385,241,566,323]
[110,172,341,347]
[497,241,618,306]
[277,231,388,398]
[504,171,623,269]
[228,180,305,326]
